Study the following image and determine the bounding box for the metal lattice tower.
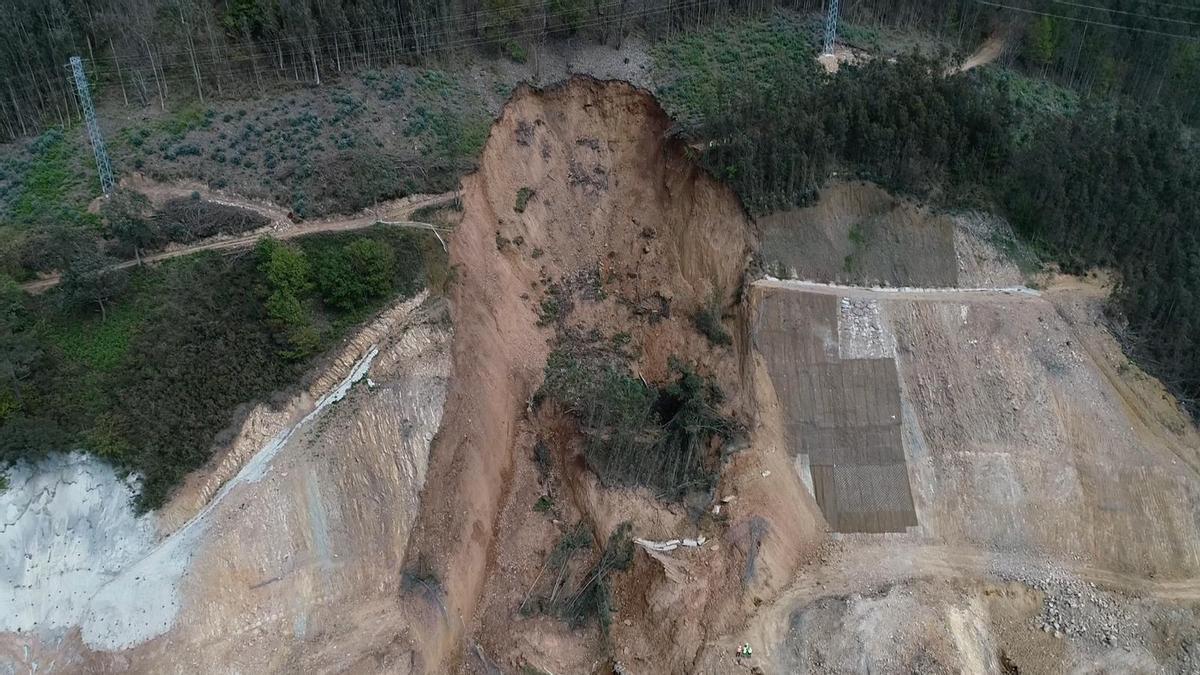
[69,56,115,196]
[823,0,840,56]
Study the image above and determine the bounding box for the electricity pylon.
[69,56,115,196]
[823,0,840,56]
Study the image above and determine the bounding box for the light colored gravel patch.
[839,297,896,359]
[0,453,157,638]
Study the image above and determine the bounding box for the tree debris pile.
[538,330,740,500]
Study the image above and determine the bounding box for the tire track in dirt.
[21,184,460,294]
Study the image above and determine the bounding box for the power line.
[1048,0,1200,26]
[1121,0,1200,14]
[976,0,1200,40]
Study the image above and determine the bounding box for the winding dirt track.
[20,185,460,294]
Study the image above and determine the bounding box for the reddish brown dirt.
[395,77,825,673]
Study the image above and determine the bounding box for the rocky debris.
[838,297,896,359]
[990,559,1143,649]
[1033,581,1139,647]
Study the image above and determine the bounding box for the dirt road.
[21,185,460,294]
[754,277,1039,302]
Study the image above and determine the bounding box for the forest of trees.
[1,0,1198,140]
[0,226,434,508]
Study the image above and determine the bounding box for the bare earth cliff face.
[398,77,826,673]
[1,78,827,674]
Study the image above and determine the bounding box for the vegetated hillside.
[0,66,487,284]
[0,226,444,508]
[659,19,1200,417]
[4,0,1196,142]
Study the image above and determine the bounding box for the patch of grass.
[847,220,867,246]
[692,294,731,347]
[515,187,535,213]
[652,12,819,124]
[534,495,554,512]
[8,129,93,226]
[158,103,211,138]
[44,298,144,372]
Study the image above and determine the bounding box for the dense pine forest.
[1,0,1199,139]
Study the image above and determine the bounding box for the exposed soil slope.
[396,76,825,673]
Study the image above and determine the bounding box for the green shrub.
[257,238,317,358]
[315,238,397,312]
[692,300,731,346]
[515,187,535,213]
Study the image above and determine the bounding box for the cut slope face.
[753,278,1200,573]
[742,276,1200,672]
[401,77,825,672]
[0,297,450,673]
[753,286,917,533]
[760,180,959,286]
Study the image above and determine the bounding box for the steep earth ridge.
[393,77,826,673]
